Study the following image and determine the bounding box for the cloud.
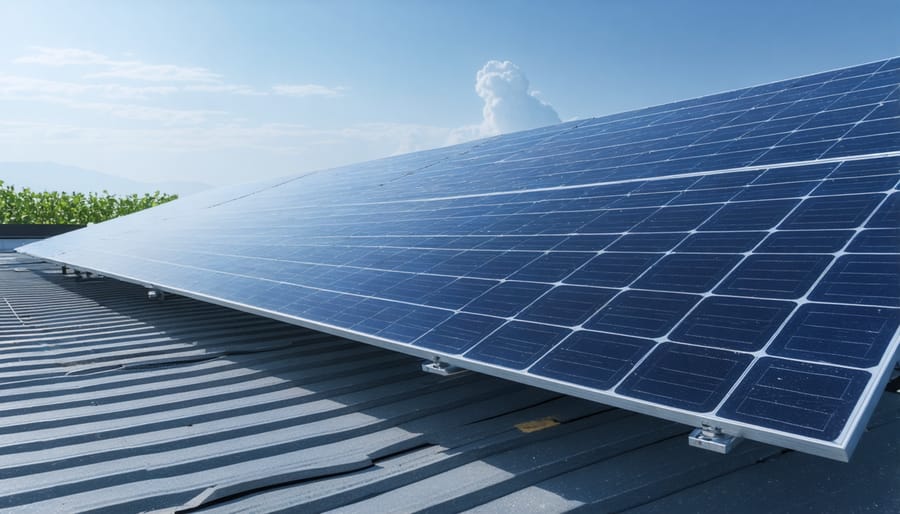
[16,47,222,83]
[0,75,179,99]
[13,47,109,66]
[0,53,566,186]
[86,64,221,83]
[68,101,220,124]
[475,60,560,136]
[272,84,348,98]
[183,84,263,96]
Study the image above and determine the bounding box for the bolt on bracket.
[688,423,743,454]
[421,356,467,376]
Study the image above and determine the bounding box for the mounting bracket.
[688,423,743,454]
[421,356,467,376]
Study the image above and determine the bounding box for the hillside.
[0,162,211,197]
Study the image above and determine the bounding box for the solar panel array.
[20,57,900,460]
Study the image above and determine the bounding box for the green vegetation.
[0,180,178,224]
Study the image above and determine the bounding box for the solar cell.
[718,358,870,441]
[585,290,700,338]
[531,331,655,389]
[767,303,900,368]
[715,254,833,299]
[19,57,900,461]
[756,230,854,253]
[616,343,754,412]
[670,296,794,352]
[632,253,742,293]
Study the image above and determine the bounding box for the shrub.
[0,180,178,224]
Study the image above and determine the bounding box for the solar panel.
[19,57,900,461]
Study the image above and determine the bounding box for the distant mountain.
[0,162,212,197]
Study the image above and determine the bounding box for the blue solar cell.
[810,254,900,307]
[375,273,448,300]
[831,156,900,178]
[585,290,700,338]
[754,141,836,165]
[777,125,852,146]
[801,105,878,129]
[812,175,899,196]
[462,281,552,317]
[567,252,662,287]
[866,192,899,228]
[693,148,768,171]
[857,70,900,89]
[631,204,722,232]
[580,208,656,233]
[606,232,687,252]
[669,187,740,205]
[691,170,763,190]
[752,162,838,184]
[844,118,900,139]
[633,254,742,293]
[715,254,832,299]
[465,321,571,370]
[779,194,885,229]
[696,125,753,143]
[823,133,900,158]
[530,331,655,390]
[670,296,794,352]
[414,312,504,354]
[467,251,543,279]
[509,252,593,282]
[528,211,596,234]
[767,303,900,368]
[756,230,853,253]
[419,278,498,309]
[367,304,453,343]
[865,102,900,120]
[718,358,870,441]
[674,231,766,253]
[732,181,818,201]
[634,176,697,193]
[617,343,753,412]
[519,285,617,326]
[700,199,799,231]
[553,234,618,251]
[608,192,678,208]
[847,229,900,253]
[825,86,896,111]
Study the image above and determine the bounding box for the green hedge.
[0,180,178,224]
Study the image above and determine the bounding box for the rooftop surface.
[0,254,898,513]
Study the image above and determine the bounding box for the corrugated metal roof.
[0,254,897,513]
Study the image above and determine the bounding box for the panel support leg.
[421,356,467,376]
[689,423,743,454]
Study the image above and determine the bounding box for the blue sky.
[0,0,898,189]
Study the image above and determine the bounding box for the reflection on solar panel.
[19,58,900,461]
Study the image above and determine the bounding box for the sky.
[0,0,898,190]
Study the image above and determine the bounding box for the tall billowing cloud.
[475,60,560,136]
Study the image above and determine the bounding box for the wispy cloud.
[0,75,179,100]
[85,64,221,83]
[183,84,263,96]
[16,47,221,83]
[272,84,347,98]
[66,101,221,124]
[14,47,110,66]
